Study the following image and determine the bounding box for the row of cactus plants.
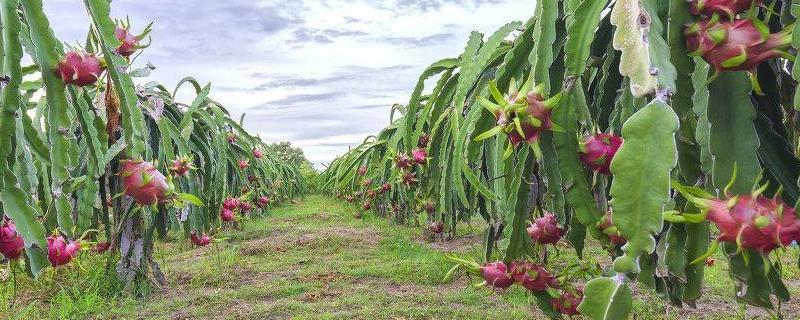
[321,0,800,318]
[0,0,306,293]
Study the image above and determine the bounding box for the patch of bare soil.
[422,234,483,252]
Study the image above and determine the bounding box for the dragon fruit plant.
[318,0,800,317]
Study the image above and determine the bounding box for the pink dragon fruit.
[510,261,559,292]
[252,149,264,159]
[0,220,25,260]
[120,159,170,206]
[597,210,626,245]
[226,132,238,144]
[689,0,761,19]
[527,212,565,245]
[400,171,418,187]
[579,133,622,175]
[220,209,235,222]
[222,197,240,211]
[93,241,111,254]
[394,153,413,169]
[429,221,444,234]
[477,81,561,148]
[239,201,253,213]
[551,289,583,316]
[481,261,515,289]
[379,182,392,194]
[412,148,428,165]
[704,195,800,253]
[357,165,368,176]
[47,234,81,267]
[169,156,193,177]
[190,231,211,246]
[367,190,377,199]
[418,134,430,148]
[685,18,792,74]
[256,196,270,208]
[362,202,372,211]
[56,51,104,87]
[114,26,141,57]
[238,159,250,169]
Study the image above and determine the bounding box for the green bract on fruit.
[120,160,170,206]
[475,79,562,156]
[685,17,792,75]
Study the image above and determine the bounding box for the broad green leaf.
[578,276,632,320]
[610,100,678,273]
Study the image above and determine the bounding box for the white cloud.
[44,0,533,168]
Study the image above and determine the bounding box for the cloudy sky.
[45,0,532,167]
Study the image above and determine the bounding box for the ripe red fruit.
[367,190,377,198]
[400,171,418,187]
[527,212,565,245]
[0,220,25,260]
[705,258,715,267]
[120,160,170,206]
[510,261,559,292]
[190,231,211,246]
[222,197,241,211]
[114,26,140,57]
[379,182,392,193]
[429,221,444,234]
[256,196,270,208]
[93,241,111,254]
[551,289,583,316]
[357,165,368,176]
[685,19,792,74]
[47,234,81,267]
[56,51,104,87]
[412,148,428,165]
[252,149,264,159]
[689,0,761,19]
[597,211,626,245]
[169,156,193,177]
[480,261,515,289]
[239,201,253,213]
[238,159,250,169]
[362,202,372,211]
[418,134,430,148]
[579,133,622,175]
[706,195,800,254]
[394,153,413,169]
[220,209,235,222]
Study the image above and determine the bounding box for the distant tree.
[270,141,312,168]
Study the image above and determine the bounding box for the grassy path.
[2,195,799,319]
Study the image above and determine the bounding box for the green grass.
[1,195,798,319]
